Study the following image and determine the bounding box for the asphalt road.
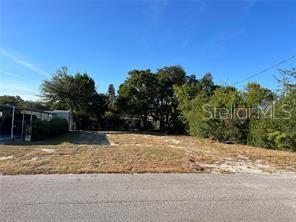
[1,174,296,222]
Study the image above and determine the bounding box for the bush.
[247,118,274,148]
[248,119,296,151]
[182,87,247,143]
[31,117,68,141]
[176,79,296,151]
[247,91,296,150]
[50,118,69,135]
[101,112,125,130]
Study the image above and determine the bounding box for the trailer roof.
[0,105,54,115]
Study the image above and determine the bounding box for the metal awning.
[0,105,54,114]
[0,105,55,140]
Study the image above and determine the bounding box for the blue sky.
[0,0,295,101]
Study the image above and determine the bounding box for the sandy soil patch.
[0,155,14,161]
[38,148,56,153]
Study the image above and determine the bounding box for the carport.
[0,105,54,141]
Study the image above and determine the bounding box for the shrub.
[247,92,296,150]
[248,119,296,151]
[247,118,274,148]
[182,87,247,143]
[49,118,68,135]
[176,79,296,151]
[31,117,68,141]
[102,112,125,130]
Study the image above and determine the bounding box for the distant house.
[114,114,159,130]
[0,105,78,141]
[0,105,54,141]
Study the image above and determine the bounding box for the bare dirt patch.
[0,131,296,175]
[38,148,56,153]
[0,155,14,161]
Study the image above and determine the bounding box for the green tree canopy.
[106,84,117,112]
[154,66,188,132]
[0,95,24,106]
[41,67,107,124]
[118,69,157,128]
[0,95,48,110]
[43,67,92,111]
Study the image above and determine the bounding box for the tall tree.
[277,67,296,93]
[118,69,157,128]
[41,67,73,110]
[41,67,106,129]
[41,67,97,113]
[106,84,117,112]
[174,73,216,128]
[248,69,296,150]
[155,65,186,132]
[244,83,274,108]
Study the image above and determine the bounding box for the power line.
[231,55,296,86]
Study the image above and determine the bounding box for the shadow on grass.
[5,131,110,146]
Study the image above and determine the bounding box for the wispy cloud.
[198,30,245,57]
[245,0,257,14]
[0,70,25,80]
[0,81,39,101]
[0,48,49,77]
[0,82,38,94]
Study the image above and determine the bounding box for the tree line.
[1,66,295,150]
[174,69,295,150]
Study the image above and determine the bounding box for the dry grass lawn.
[0,131,296,175]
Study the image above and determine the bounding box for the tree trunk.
[142,114,148,130]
